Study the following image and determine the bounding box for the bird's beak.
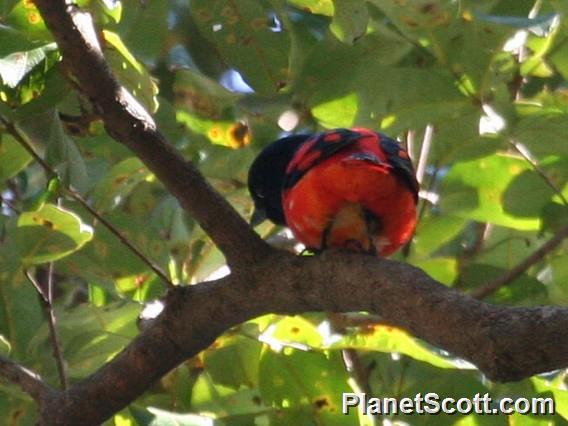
[250,207,267,227]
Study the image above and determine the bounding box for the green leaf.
[329,325,462,370]
[190,0,291,94]
[440,19,513,97]
[361,67,467,133]
[0,264,43,358]
[0,24,37,57]
[91,157,151,212]
[103,30,159,113]
[259,348,360,426]
[329,0,368,44]
[0,43,56,88]
[311,92,358,128]
[512,113,568,156]
[267,315,324,348]
[0,335,10,355]
[413,214,466,257]
[540,201,568,234]
[532,377,568,421]
[120,1,167,61]
[191,374,271,423]
[15,203,93,265]
[58,209,168,284]
[288,0,334,16]
[6,0,51,40]
[410,257,457,286]
[378,359,490,424]
[367,0,455,34]
[173,69,241,120]
[475,226,538,270]
[129,406,215,426]
[198,145,254,180]
[432,107,504,163]
[204,335,262,390]
[0,43,61,110]
[95,0,122,23]
[0,133,32,181]
[12,65,70,119]
[440,154,540,230]
[461,264,548,305]
[503,157,568,219]
[548,256,568,304]
[42,112,89,192]
[0,397,37,425]
[29,301,139,378]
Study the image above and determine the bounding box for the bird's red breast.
[281,128,418,256]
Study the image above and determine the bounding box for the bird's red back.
[281,128,418,256]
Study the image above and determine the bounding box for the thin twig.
[47,262,69,389]
[68,188,174,288]
[0,194,21,214]
[25,269,68,389]
[0,354,53,402]
[471,223,568,299]
[401,132,437,258]
[328,313,373,396]
[405,130,415,161]
[510,140,568,207]
[415,124,434,184]
[0,115,174,288]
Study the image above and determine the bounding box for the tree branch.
[35,251,568,424]
[0,355,54,403]
[33,0,269,269]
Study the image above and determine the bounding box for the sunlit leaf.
[6,0,50,39]
[0,43,56,88]
[288,0,334,16]
[259,348,360,425]
[410,257,457,286]
[440,154,540,230]
[103,30,159,113]
[329,325,463,370]
[15,203,93,264]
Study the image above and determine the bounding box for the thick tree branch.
[34,251,568,424]
[33,0,269,269]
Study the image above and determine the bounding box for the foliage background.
[1,0,568,424]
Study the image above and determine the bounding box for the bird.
[248,128,419,257]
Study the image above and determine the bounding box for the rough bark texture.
[0,1,560,425]
[35,252,568,424]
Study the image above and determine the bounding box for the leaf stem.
[471,223,568,299]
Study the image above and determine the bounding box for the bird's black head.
[248,134,310,226]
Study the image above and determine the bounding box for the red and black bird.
[248,128,419,257]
